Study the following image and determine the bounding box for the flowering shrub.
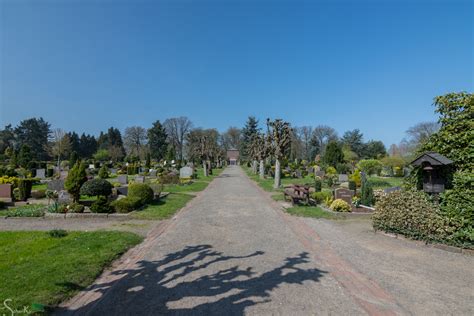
[330,199,351,212]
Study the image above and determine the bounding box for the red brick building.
[226,148,239,165]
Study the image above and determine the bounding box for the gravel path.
[57,166,473,315]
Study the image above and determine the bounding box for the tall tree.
[14,117,51,160]
[0,124,16,154]
[341,129,365,157]
[298,126,313,161]
[50,128,72,170]
[147,120,168,161]
[363,140,386,159]
[78,133,97,158]
[164,117,193,162]
[221,127,241,151]
[241,116,260,160]
[124,126,147,158]
[322,140,344,167]
[310,125,338,157]
[187,128,219,176]
[267,119,292,189]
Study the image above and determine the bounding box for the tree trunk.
[252,160,258,174]
[274,158,281,189]
[259,160,264,179]
[202,160,208,177]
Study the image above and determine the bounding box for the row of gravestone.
[333,186,401,206]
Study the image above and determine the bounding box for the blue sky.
[1,0,472,146]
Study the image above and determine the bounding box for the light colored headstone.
[47,179,65,191]
[89,164,95,169]
[36,169,46,179]
[118,175,128,185]
[110,168,117,174]
[384,186,401,194]
[334,188,354,206]
[60,171,68,179]
[179,166,193,179]
[135,176,145,183]
[58,190,71,203]
[315,170,325,178]
[338,174,349,182]
[149,169,157,178]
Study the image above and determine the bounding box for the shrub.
[48,229,68,238]
[159,172,179,184]
[90,196,113,213]
[98,165,109,179]
[68,202,85,213]
[17,178,34,201]
[348,180,356,191]
[314,177,322,192]
[336,163,350,174]
[373,190,448,242]
[128,183,154,204]
[330,199,351,212]
[326,166,337,175]
[6,204,45,217]
[31,189,46,199]
[311,191,331,204]
[80,179,113,197]
[360,180,375,206]
[324,195,334,208]
[0,201,5,209]
[65,161,87,202]
[111,196,143,213]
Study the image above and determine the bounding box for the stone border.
[376,231,473,256]
[44,212,130,219]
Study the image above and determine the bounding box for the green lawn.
[286,205,339,219]
[131,193,194,220]
[164,180,210,193]
[0,231,142,312]
[368,176,404,189]
[32,183,47,190]
[243,166,314,192]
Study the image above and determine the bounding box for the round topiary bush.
[128,183,154,204]
[90,196,113,213]
[330,199,351,212]
[111,196,143,213]
[80,179,113,197]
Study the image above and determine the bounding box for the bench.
[283,184,310,205]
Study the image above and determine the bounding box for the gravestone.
[58,190,71,203]
[179,166,193,179]
[135,176,145,183]
[116,186,128,196]
[109,168,117,175]
[89,164,95,169]
[36,169,46,179]
[384,186,401,194]
[149,169,157,178]
[315,170,325,178]
[334,188,354,206]
[48,179,65,191]
[295,170,302,178]
[338,174,349,182]
[360,171,367,183]
[118,175,128,185]
[60,171,68,179]
[0,184,12,202]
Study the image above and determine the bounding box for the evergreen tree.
[69,151,79,168]
[65,161,87,202]
[18,144,33,168]
[322,141,344,167]
[14,117,51,160]
[241,116,260,160]
[147,120,168,160]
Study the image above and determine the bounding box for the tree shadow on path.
[57,245,326,315]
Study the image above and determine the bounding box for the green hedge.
[111,196,143,213]
[128,183,154,204]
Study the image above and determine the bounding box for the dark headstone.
[334,188,354,205]
[47,179,65,191]
[315,170,325,178]
[0,184,12,201]
[116,186,128,196]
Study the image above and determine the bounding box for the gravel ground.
[0,217,156,237]
[302,218,474,315]
[56,166,473,315]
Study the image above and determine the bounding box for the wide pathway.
[58,166,473,315]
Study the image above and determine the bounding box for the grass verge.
[0,230,142,311]
[286,205,339,219]
[131,193,194,220]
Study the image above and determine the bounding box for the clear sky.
[1,0,472,146]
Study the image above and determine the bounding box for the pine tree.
[241,116,260,160]
[65,161,87,202]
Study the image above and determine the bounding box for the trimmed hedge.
[373,190,448,242]
[111,197,143,213]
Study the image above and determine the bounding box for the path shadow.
[56,245,326,315]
